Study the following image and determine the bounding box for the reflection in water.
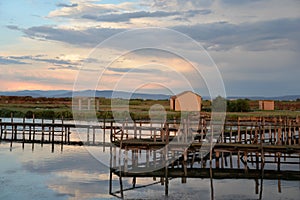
[0,142,299,200]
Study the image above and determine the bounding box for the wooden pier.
[1,115,300,198]
[107,116,300,198]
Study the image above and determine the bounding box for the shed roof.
[170,91,201,99]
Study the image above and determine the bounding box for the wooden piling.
[10,113,14,150]
[51,118,55,152]
[92,128,95,144]
[87,127,90,144]
[32,114,35,151]
[165,165,169,196]
[215,151,220,168]
[61,117,64,151]
[22,117,25,149]
[0,119,2,141]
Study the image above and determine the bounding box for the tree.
[227,99,250,112]
[211,96,227,112]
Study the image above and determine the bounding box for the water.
[0,142,300,200]
[1,117,300,199]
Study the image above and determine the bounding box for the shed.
[170,91,202,111]
[259,100,274,111]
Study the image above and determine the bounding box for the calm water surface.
[0,134,300,199]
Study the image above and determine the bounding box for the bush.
[227,99,250,112]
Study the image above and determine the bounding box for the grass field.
[0,97,299,120]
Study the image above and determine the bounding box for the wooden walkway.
[1,115,300,198]
[0,116,299,151]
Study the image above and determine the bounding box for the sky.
[0,0,299,97]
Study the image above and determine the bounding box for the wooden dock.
[1,115,299,198]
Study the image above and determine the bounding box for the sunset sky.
[0,0,299,96]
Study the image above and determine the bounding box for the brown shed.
[170,91,202,111]
[259,100,275,111]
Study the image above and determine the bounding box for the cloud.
[219,0,262,5]
[48,2,135,18]
[7,16,299,52]
[7,25,125,47]
[107,67,162,74]
[82,10,180,22]
[6,25,21,30]
[0,56,28,65]
[5,54,77,65]
[145,0,214,10]
[48,65,79,71]
[56,3,78,8]
[173,18,300,51]
[82,9,211,22]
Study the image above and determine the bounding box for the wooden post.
[132,177,136,188]
[32,114,35,151]
[262,117,265,144]
[229,125,233,144]
[150,121,153,138]
[52,119,55,153]
[48,124,51,142]
[103,119,106,151]
[10,113,14,150]
[4,124,7,140]
[237,151,240,169]
[109,169,113,195]
[293,122,296,145]
[22,117,25,149]
[87,127,90,144]
[61,117,64,151]
[110,121,113,142]
[68,127,70,144]
[215,151,220,168]
[64,127,68,144]
[113,146,116,168]
[153,149,157,168]
[244,151,248,172]
[277,152,281,171]
[41,118,44,146]
[229,152,233,168]
[277,124,282,145]
[119,174,124,199]
[124,147,128,172]
[139,121,142,139]
[92,127,95,144]
[273,118,277,145]
[255,178,259,194]
[166,122,169,144]
[182,149,188,184]
[184,119,187,143]
[165,165,169,196]
[12,113,17,141]
[237,117,241,143]
[146,149,150,167]
[297,118,300,145]
[288,119,292,145]
[221,152,225,168]
[134,120,137,139]
[0,119,2,141]
[221,125,224,143]
[120,122,124,149]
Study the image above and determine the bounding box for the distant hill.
[227,95,300,101]
[0,90,299,101]
[0,90,170,100]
